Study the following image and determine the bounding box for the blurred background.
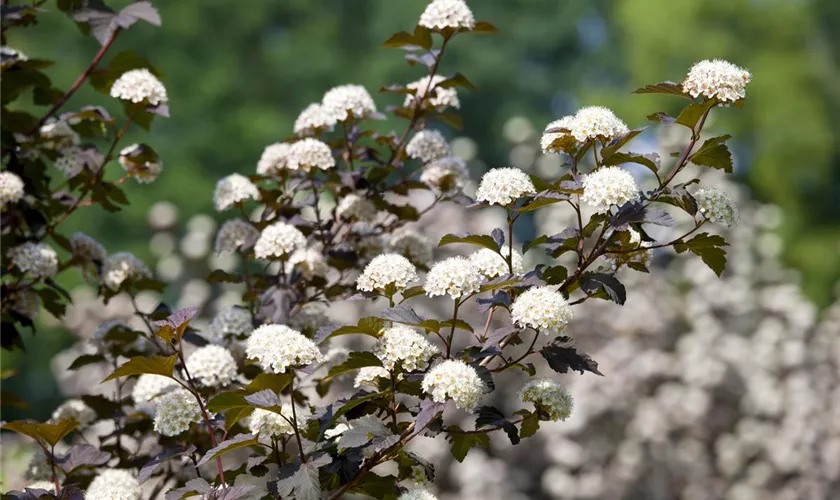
[3,1,840,498]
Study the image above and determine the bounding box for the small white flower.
[245,324,324,374]
[540,115,576,154]
[510,286,575,333]
[354,366,389,388]
[570,106,629,143]
[387,227,433,265]
[86,469,141,500]
[406,129,451,163]
[287,138,335,172]
[468,247,524,279]
[581,166,640,213]
[214,173,260,211]
[286,247,329,279]
[256,143,292,175]
[102,252,152,290]
[422,360,484,411]
[25,481,55,493]
[294,103,337,136]
[54,146,92,178]
[324,422,350,439]
[207,306,253,343]
[336,193,378,222]
[109,68,168,106]
[1,46,28,65]
[153,388,203,436]
[475,167,535,206]
[404,75,460,110]
[424,256,483,300]
[418,0,475,30]
[683,59,751,103]
[519,378,574,421]
[374,325,439,372]
[253,221,307,260]
[249,406,306,438]
[420,156,469,193]
[694,186,739,227]
[398,491,439,500]
[185,345,238,387]
[8,242,58,280]
[132,374,179,405]
[0,171,25,209]
[51,399,95,426]
[215,219,260,253]
[118,144,162,184]
[70,232,106,262]
[356,254,418,294]
[322,84,377,121]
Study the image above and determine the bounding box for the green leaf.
[675,100,715,129]
[276,455,332,500]
[401,286,426,301]
[338,415,399,452]
[540,336,603,376]
[632,81,690,98]
[446,428,490,462]
[325,352,383,381]
[690,135,733,173]
[519,411,540,438]
[206,392,250,414]
[437,72,477,91]
[674,232,729,276]
[382,31,418,48]
[101,354,178,383]
[68,354,106,370]
[439,233,500,252]
[600,128,647,158]
[472,21,499,34]
[542,265,568,285]
[602,151,660,175]
[197,434,259,467]
[3,419,78,447]
[245,373,292,394]
[580,273,626,305]
[320,317,385,342]
[439,318,474,333]
[479,276,521,293]
[325,392,388,432]
[516,192,569,213]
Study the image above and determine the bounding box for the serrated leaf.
[690,135,733,173]
[57,444,110,474]
[600,128,647,158]
[319,317,385,343]
[540,336,603,376]
[580,273,626,305]
[437,72,477,91]
[519,411,540,438]
[206,392,250,414]
[3,419,78,447]
[326,352,382,380]
[101,354,178,383]
[439,233,499,252]
[276,454,332,500]
[446,428,490,462]
[632,81,690,98]
[674,232,728,276]
[676,100,715,129]
[338,415,398,452]
[197,434,258,467]
[602,151,660,175]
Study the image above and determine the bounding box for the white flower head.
[294,103,337,136]
[540,115,576,154]
[511,286,574,333]
[8,242,58,280]
[86,469,141,500]
[132,374,179,406]
[54,146,91,178]
[256,143,292,175]
[185,345,238,387]
[374,325,439,372]
[420,156,469,193]
[102,252,152,290]
[215,219,260,253]
[322,84,377,121]
[153,388,202,436]
[422,360,484,411]
[519,378,573,421]
[109,68,167,106]
[118,144,162,184]
[286,247,328,278]
[249,406,306,438]
[570,106,629,143]
[354,366,389,388]
[357,253,418,294]
[214,173,260,211]
[475,167,535,206]
[51,399,95,426]
[253,221,307,260]
[468,247,524,279]
[70,232,106,262]
[404,75,460,110]
[287,138,335,172]
[694,186,739,227]
[207,306,253,343]
[418,0,475,30]
[407,129,451,163]
[581,166,640,213]
[0,171,25,209]
[245,324,324,373]
[424,256,483,299]
[388,227,433,265]
[683,59,751,103]
[337,193,378,222]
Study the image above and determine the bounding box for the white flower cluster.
[569,106,629,143]
[407,129,451,163]
[374,325,439,372]
[422,360,484,411]
[249,406,306,438]
[540,115,576,154]
[118,144,162,184]
[8,242,58,280]
[288,138,335,171]
[185,345,238,387]
[683,59,751,103]
[132,374,178,405]
[405,75,460,110]
[254,221,307,259]
[694,186,739,227]
[475,167,535,206]
[337,193,378,221]
[102,252,152,290]
[214,173,260,211]
[354,366,389,388]
[294,103,337,136]
[519,378,574,421]
[286,247,328,279]
[398,490,439,500]
[0,171,25,209]
[51,399,96,426]
[418,0,475,30]
[420,156,469,193]
[468,248,524,279]
[581,166,640,212]
[70,232,106,262]
[245,324,324,373]
[357,253,418,293]
[511,286,574,333]
[207,306,253,343]
[322,84,377,121]
[387,227,433,265]
[153,388,203,436]
[215,219,260,253]
[109,68,167,106]
[424,256,483,299]
[256,143,290,176]
[54,147,88,178]
[85,469,141,500]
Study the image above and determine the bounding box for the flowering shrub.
[2,1,753,499]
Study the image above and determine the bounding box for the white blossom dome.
[406,129,451,163]
[374,325,439,372]
[475,167,535,206]
[85,469,141,500]
[25,481,55,492]
[51,399,95,426]
[294,103,337,135]
[109,68,167,106]
[683,59,751,103]
[287,138,335,171]
[694,186,739,228]
[322,84,377,121]
[519,378,574,421]
[253,221,307,260]
[207,306,253,343]
[131,374,178,405]
[185,345,238,387]
[336,193,378,222]
[540,115,576,154]
[102,252,152,290]
[424,256,483,299]
[256,143,291,175]
[214,173,260,211]
[581,166,640,212]
[422,360,485,411]
[245,324,324,373]
[8,242,58,280]
[404,75,460,110]
[214,219,259,253]
[510,286,575,333]
[285,247,329,279]
[354,366,389,388]
[468,248,524,279]
[357,253,418,293]
[570,106,629,143]
[153,388,202,436]
[248,406,306,438]
[387,227,433,265]
[0,171,25,209]
[70,232,106,262]
[420,156,469,193]
[418,0,475,30]
[118,144,162,184]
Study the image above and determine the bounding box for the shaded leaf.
[540,336,603,376]
[690,135,733,173]
[580,273,626,305]
[197,434,258,467]
[101,354,177,383]
[338,415,399,452]
[57,444,110,474]
[445,428,490,462]
[326,352,382,380]
[676,100,715,129]
[674,232,728,276]
[276,454,332,500]
[632,81,690,98]
[138,446,195,483]
[439,233,499,252]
